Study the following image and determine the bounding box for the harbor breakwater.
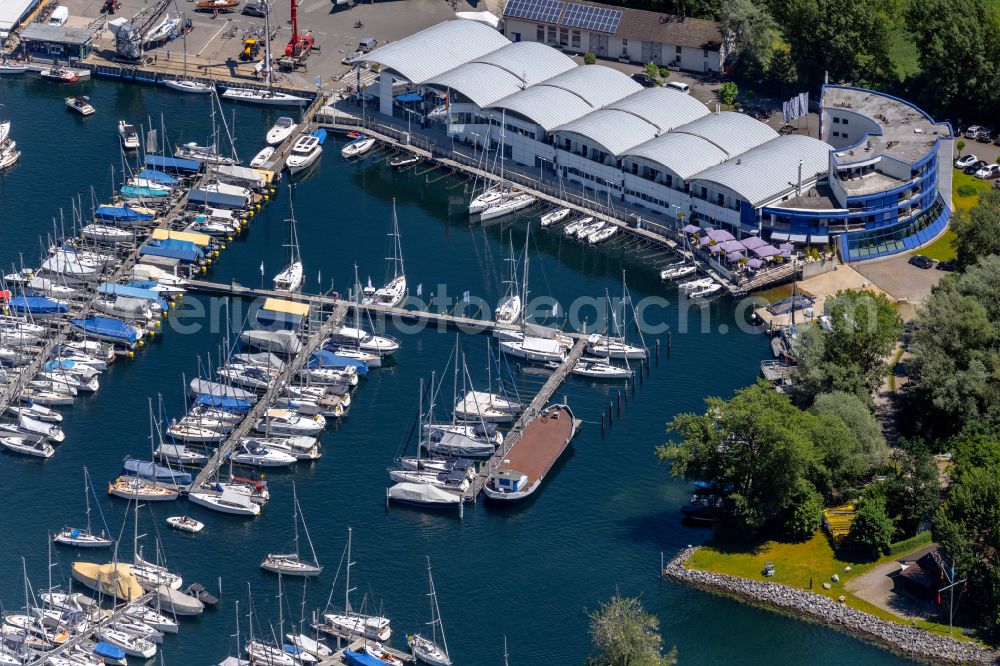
[664,547,1000,665]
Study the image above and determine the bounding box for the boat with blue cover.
[7,295,68,317]
[343,649,385,666]
[95,204,156,225]
[137,169,179,186]
[69,317,140,347]
[139,241,201,264]
[121,458,192,486]
[144,154,202,175]
[194,393,252,412]
[98,283,169,310]
[307,350,369,376]
[94,640,127,665]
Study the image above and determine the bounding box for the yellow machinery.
[240,38,260,61]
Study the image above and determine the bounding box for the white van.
[666,81,690,94]
[48,6,69,26]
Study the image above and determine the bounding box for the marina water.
[0,78,914,664]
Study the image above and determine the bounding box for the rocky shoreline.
[664,547,1000,665]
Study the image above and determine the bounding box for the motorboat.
[107,477,179,501]
[498,335,566,364]
[321,344,381,368]
[118,121,140,149]
[266,116,296,145]
[222,87,309,106]
[163,78,214,94]
[81,224,133,244]
[330,326,399,355]
[453,390,522,424]
[41,67,79,82]
[562,216,594,237]
[167,515,205,533]
[678,276,716,291]
[389,153,419,169]
[0,59,28,74]
[286,135,323,173]
[341,137,376,159]
[688,281,724,300]
[540,207,571,227]
[298,364,358,387]
[196,0,239,10]
[588,224,617,244]
[479,192,535,221]
[572,357,632,380]
[250,146,275,168]
[65,96,96,116]
[230,439,299,467]
[188,488,261,516]
[248,435,321,460]
[255,408,326,437]
[0,434,54,458]
[660,263,697,281]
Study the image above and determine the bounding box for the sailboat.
[586,275,647,360]
[164,12,214,94]
[260,482,322,576]
[362,199,407,308]
[222,7,308,106]
[273,186,304,292]
[408,558,452,666]
[54,467,114,548]
[319,528,391,641]
[493,233,522,328]
[245,582,296,666]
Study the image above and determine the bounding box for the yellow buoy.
[138,340,145,348]
[201,266,207,273]
[169,301,175,309]
[221,243,227,250]
[263,194,269,202]
[255,204,261,210]
[213,250,220,258]
[128,351,135,359]
[161,310,168,318]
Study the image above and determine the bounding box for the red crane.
[285,0,314,59]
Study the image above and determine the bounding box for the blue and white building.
[358,21,954,262]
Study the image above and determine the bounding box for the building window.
[832,131,839,137]
[833,117,841,124]
[537,25,544,41]
[571,30,580,48]
[717,192,725,206]
[842,118,849,125]
[547,26,556,44]
[676,45,682,55]
[842,133,848,140]
[559,27,568,46]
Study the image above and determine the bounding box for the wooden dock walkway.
[188,302,349,492]
[464,338,587,500]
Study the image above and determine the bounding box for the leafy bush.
[784,491,822,541]
[849,493,894,554]
[644,62,660,78]
[583,52,596,65]
[957,183,978,197]
[658,67,670,79]
[886,530,932,556]
[720,81,739,105]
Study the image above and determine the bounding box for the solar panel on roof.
[560,3,621,33]
[504,0,565,23]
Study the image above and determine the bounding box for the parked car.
[965,125,983,139]
[975,163,1000,179]
[954,154,979,169]
[977,127,994,143]
[242,0,267,16]
[341,50,364,65]
[631,72,657,87]
[909,255,934,269]
[936,259,956,272]
[964,160,988,175]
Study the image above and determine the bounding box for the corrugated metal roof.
[359,20,510,84]
[553,87,710,156]
[690,135,833,206]
[486,65,641,131]
[0,0,36,32]
[670,112,778,157]
[624,132,730,178]
[425,42,575,108]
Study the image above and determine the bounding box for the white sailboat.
[54,467,114,548]
[408,558,452,666]
[163,20,213,94]
[260,482,322,576]
[273,186,304,292]
[319,528,391,642]
[586,278,648,360]
[245,579,296,666]
[362,199,407,308]
[494,233,522,328]
[222,8,308,106]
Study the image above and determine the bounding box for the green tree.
[951,190,1000,270]
[792,289,903,405]
[951,431,1000,471]
[809,411,873,498]
[812,391,888,484]
[849,491,894,554]
[584,52,597,65]
[588,594,678,666]
[956,140,966,156]
[933,465,1000,636]
[783,488,823,540]
[766,48,798,90]
[658,381,822,534]
[884,443,940,537]
[720,0,775,80]
[781,0,895,86]
[644,62,661,79]
[719,81,739,105]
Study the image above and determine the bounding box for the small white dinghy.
[167,515,204,533]
[341,137,376,159]
[250,146,275,168]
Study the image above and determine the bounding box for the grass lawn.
[686,531,976,640]
[952,170,992,212]
[917,230,956,261]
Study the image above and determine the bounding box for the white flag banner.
[798,92,809,117]
[317,269,321,285]
[416,283,422,296]
[259,261,264,276]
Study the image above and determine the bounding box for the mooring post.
[601,413,605,435]
[617,391,621,417]
[608,401,613,425]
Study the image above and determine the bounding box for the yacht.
[273,188,304,291]
[341,136,376,158]
[65,96,96,116]
[540,207,571,227]
[118,121,140,149]
[330,326,399,355]
[285,135,322,174]
[222,87,309,106]
[0,434,55,458]
[266,116,296,145]
[230,440,299,467]
[41,66,78,82]
[362,199,407,308]
[479,192,535,221]
[164,78,214,94]
[250,146,275,168]
[255,408,326,437]
[688,281,724,300]
[188,488,261,516]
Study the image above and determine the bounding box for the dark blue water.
[0,78,914,665]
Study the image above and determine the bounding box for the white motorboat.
[188,488,261,516]
[453,390,522,424]
[166,515,205,533]
[255,408,326,437]
[479,192,535,221]
[575,219,605,241]
[118,121,140,149]
[408,560,452,666]
[678,276,716,291]
[266,116,296,145]
[330,326,399,355]
[321,345,381,368]
[0,143,19,170]
[249,146,275,168]
[261,482,322,576]
[0,434,56,458]
[222,87,309,106]
[285,135,322,173]
[341,137,376,159]
[540,207,571,227]
[588,224,617,244]
[498,335,566,364]
[660,264,697,281]
[40,66,79,82]
[81,224,133,244]
[572,357,632,379]
[65,96,96,116]
[54,467,114,548]
[0,59,28,74]
[95,628,156,659]
[688,281,724,300]
[251,435,322,460]
[230,439,299,467]
[163,78,214,94]
[562,216,594,237]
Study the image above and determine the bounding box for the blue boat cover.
[157,238,206,255]
[139,243,200,264]
[308,350,369,375]
[145,154,202,174]
[69,317,139,344]
[124,279,158,290]
[311,128,327,144]
[395,92,422,103]
[121,185,170,198]
[194,394,252,412]
[94,642,126,661]
[44,359,80,372]
[121,458,192,485]
[343,650,384,666]
[8,295,67,315]
[99,283,168,309]
[137,169,179,186]
[95,204,155,224]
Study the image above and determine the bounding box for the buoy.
[161,310,168,318]
[255,204,260,210]
[248,211,255,218]
[200,266,207,273]
[263,194,269,202]
[138,340,145,348]
[128,351,135,359]
[213,250,220,257]
[221,243,227,250]
[169,301,175,309]
[176,294,184,300]
[227,236,233,242]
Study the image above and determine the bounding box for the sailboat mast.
[263,0,273,92]
[292,482,300,558]
[427,557,448,657]
[391,198,404,279]
[83,466,92,534]
[344,528,354,614]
